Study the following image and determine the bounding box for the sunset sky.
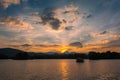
[0,0,120,53]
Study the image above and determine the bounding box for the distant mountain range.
[0,48,25,57]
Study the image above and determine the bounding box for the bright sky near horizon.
[0,0,120,53]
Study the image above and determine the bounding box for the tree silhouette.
[14,52,29,60]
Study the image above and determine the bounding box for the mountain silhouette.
[0,48,24,57]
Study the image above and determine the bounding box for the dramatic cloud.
[38,4,90,31]
[0,0,120,52]
[40,8,62,30]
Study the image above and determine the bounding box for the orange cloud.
[0,0,28,9]
[0,0,20,8]
[0,16,33,31]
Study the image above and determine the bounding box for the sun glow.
[60,46,69,53]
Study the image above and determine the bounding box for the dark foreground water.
[0,59,120,80]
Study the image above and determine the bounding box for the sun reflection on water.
[60,60,69,80]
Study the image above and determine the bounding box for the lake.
[0,59,120,80]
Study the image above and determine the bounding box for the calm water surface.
[0,59,120,80]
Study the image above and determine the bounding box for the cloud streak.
[69,42,83,48]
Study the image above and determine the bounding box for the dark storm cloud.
[69,42,83,48]
[40,7,61,30]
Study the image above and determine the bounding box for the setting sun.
[60,46,69,53]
